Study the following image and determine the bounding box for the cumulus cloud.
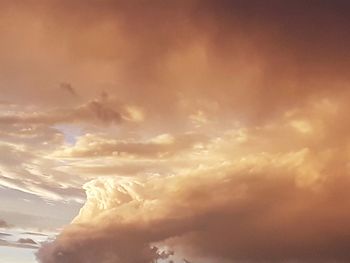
[37,147,350,262]
[36,94,350,263]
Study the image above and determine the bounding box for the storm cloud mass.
[0,0,350,262]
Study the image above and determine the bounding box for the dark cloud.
[37,223,173,263]
[59,83,77,97]
[17,238,37,245]
[0,219,9,228]
[0,0,349,124]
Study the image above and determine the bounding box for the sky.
[1,0,350,262]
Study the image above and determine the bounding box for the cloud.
[0,238,38,250]
[0,0,349,262]
[36,93,350,262]
[17,238,37,245]
[54,133,207,159]
[0,141,85,202]
[36,139,350,263]
[0,229,49,250]
[59,83,77,97]
[0,99,122,126]
[0,219,9,228]
[37,148,350,263]
[0,0,349,123]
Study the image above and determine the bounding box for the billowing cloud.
[36,147,350,262]
[36,94,350,262]
[0,0,349,262]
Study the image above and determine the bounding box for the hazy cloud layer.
[0,99,122,126]
[0,0,349,262]
[54,133,207,159]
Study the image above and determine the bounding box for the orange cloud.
[36,95,350,262]
[0,0,349,262]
